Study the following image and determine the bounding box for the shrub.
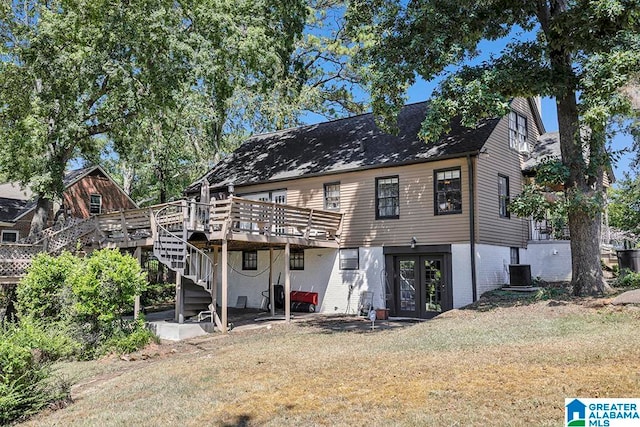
[0,324,70,424]
[614,269,640,289]
[100,319,156,355]
[69,249,147,329]
[16,252,79,322]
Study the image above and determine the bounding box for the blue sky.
[301,22,636,181]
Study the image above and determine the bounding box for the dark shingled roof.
[187,102,501,193]
[0,197,31,222]
[522,132,561,174]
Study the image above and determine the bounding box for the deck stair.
[152,201,221,325]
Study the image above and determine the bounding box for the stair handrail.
[153,201,222,329]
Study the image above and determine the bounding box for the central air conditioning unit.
[509,264,532,287]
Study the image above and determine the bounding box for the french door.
[395,255,451,318]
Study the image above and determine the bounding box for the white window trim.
[1,230,19,243]
[89,194,102,215]
[509,111,528,153]
[339,248,359,270]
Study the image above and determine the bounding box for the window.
[89,194,102,215]
[498,175,510,218]
[435,168,462,215]
[290,249,304,270]
[510,247,520,265]
[242,250,258,270]
[509,111,528,152]
[339,248,359,270]
[376,176,399,219]
[1,230,18,243]
[324,182,340,210]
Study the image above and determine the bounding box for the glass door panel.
[398,259,417,314]
[423,258,443,314]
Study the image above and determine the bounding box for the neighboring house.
[185,97,548,319]
[0,165,138,241]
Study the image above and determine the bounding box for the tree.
[103,0,366,206]
[347,0,640,295]
[608,173,640,239]
[0,0,307,228]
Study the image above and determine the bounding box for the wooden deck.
[0,196,343,277]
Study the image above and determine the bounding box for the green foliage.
[141,282,175,308]
[15,249,153,360]
[8,317,79,362]
[614,269,640,289]
[608,174,640,236]
[16,252,79,322]
[69,249,147,328]
[101,319,156,356]
[0,323,70,425]
[348,0,640,295]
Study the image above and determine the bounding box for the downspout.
[467,154,478,302]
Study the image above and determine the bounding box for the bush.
[100,319,156,355]
[16,252,79,322]
[614,269,640,289]
[69,249,147,328]
[141,282,175,308]
[0,324,70,425]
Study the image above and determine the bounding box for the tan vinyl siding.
[236,159,471,248]
[475,98,541,248]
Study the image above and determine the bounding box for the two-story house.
[184,98,548,319]
[0,165,137,242]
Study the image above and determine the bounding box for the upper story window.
[509,112,528,153]
[242,250,258,270]
[498,175,510,218]
[324,182,340,210]
[1,230,18,243]
[290,249,304,270]
[89,194,102,215]
[376,176,399,219]
[435,168,462,215]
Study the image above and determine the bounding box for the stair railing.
[153,201,221,328]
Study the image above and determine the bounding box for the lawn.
[20,294,640,426]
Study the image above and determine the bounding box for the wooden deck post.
[133,247,142,320]
[221,239,228,333]
[175,272,184,324]
[284,242,291,322]
[269,247,274,316]
[211,246,218,325]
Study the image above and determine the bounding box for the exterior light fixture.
[411,236,417,249]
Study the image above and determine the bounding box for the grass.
[18,296,640,427]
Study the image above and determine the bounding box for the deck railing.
[211,196,342,242]
[0,196,343,278]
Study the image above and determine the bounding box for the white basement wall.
[520,240,572,282]
[475,244,511,296]
[451,244,474,308]
[215,247,386,314]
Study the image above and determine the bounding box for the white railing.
[211,196,342,242]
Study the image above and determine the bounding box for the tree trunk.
[556,83,607,295]
[29,196,52,236]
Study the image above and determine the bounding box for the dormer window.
[509,112,528,153]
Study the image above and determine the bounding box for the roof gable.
[189,102,501,192]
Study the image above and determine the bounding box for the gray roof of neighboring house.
[187,102,501,193]
[522,132,561,174]
[0,165,111,222]
[0,197,32,223]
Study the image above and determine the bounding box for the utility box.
[509,264,532,286]
[617,249,640,273]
